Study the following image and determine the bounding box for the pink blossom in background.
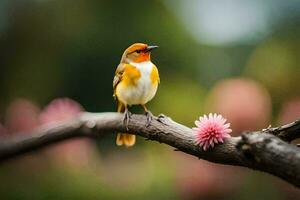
[206,78,271,135]
[5,98,40,133]
[39,98,98,168]
[0,123,8,135]
[193,113,232,151]
[47,138,99,168]
[39,98,83,124]
[278,97,300,125]
[174,152,243,199]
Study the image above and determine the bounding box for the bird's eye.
[136,50,141,53]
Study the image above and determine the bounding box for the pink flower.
[206,78,271,135]
[193,113,232,151]
[278,97,300,124]
[0,123,8,135]
[39,98,98,168]
[5,98,40,133]
[39,98,83,124]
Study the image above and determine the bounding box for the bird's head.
[121,43,158,63]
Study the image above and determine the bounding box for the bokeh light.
[205,78,271,135]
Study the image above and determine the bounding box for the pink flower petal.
[193,113,232,151]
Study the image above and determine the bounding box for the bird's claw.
[123,109,132,131]
[145,111,153,127]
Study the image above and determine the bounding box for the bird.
[113,43,160,147]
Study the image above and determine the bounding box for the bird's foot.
[145,111,153,127]
[123,109,132,131]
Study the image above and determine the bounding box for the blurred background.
[0,0,300,199]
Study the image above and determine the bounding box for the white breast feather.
[120,61,158,105]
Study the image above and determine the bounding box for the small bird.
[113,43,160,147]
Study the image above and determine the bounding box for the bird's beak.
[145,45,159,52]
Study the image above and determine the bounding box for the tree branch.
[263,119,300,142]
[0,112,299,187]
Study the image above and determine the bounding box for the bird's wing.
[152,64,160,84]
[113,63,125,99]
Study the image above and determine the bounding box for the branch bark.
[263,119,300,142]
[0,112,299,187]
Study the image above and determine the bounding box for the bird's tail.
[116,102,136,147]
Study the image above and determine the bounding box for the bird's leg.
[142,104,153,127]
[123,106,132,131]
